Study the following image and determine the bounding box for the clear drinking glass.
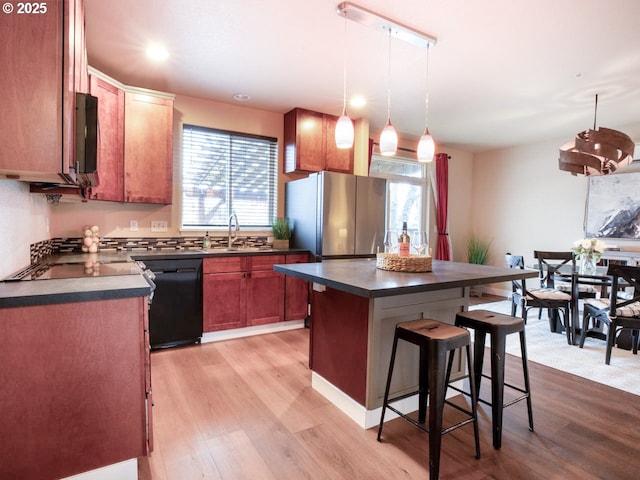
[411,230,429,256]
[383,230,398,253]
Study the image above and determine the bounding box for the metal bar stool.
[454,309,534,449]
[377,318,481,480]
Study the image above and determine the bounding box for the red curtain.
[435,153,450,261]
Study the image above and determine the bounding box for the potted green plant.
[466,234,492,265]
[272,217,291,249]
[466,234,492,296]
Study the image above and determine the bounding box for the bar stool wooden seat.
[377,318,480,480]
[454,309,534,449]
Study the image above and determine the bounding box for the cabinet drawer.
[286,253,310,264]
[203,256,246,274]
[249,255,285,271]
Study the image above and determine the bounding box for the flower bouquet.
[571,238,606,275]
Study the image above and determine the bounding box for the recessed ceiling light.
[350,95,366,108]
[146,44,169,62]
[233,93,251,102]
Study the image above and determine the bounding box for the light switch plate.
[129,220,138,232]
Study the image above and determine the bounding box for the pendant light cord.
[424,43,430,132]
[386,28,392,123]
[342,12,348,116]
[593,93,598,130]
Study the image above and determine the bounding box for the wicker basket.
[376,253,433,272]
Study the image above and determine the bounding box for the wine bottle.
[398,222,410,257]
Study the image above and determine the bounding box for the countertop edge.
[274,260,538,299]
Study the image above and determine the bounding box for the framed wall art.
[585,170,640,239]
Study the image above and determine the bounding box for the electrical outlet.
[129,220,138,232]
[151,220,168,232]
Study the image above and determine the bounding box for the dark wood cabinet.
[246,256,285,326]
[284,253,310,321]
[0,0,87,183]
[1,296,150,479]
[203,254,300,332]
[87,70,174,204]
[89,75,125,201]
[284,108,353,174]
[124,91,174,204]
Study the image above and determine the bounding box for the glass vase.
[580,255,597,275]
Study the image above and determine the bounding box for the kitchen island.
[274,258,537,428]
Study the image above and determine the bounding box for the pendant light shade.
[558,94,634,176]
[417,129,435,162]
[380,121,398,156]
[335,114,355,148]
[335,9,354,149]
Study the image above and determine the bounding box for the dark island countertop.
[274,258,538,298]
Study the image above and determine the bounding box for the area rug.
[469,300,639,396]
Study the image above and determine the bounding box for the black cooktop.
[4,261,143,281]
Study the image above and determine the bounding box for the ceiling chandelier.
[558,94,635,176]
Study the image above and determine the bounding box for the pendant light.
[558,94,635,176]
[417,43,435,162]
[379,28,398,156]
[335,10,354,149]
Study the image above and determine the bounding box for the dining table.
[552,265,629,346]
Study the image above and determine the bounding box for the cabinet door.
[0,1,63,177]
[324,114,354,174]
[285,254,309,321]
[284,108,325,173]
[246,270,285,326]
[89,76,124,201]
[203,272,246,332]
[124,92,173,204]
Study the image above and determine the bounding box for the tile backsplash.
[30,235,270,264]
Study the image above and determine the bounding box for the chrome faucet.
[228,213,239,247]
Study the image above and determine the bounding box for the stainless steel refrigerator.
[285,171,387,261]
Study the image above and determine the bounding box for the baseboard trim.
[201,320,305,343]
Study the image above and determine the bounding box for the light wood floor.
[138,313,640,479]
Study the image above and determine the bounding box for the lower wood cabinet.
[203,253,308,332]
[1,296,151,479]
[285,253,310,321]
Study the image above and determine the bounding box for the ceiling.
[85,0,640,153]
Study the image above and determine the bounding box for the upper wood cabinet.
[88,70,174,204]
[284,108,354,174]
[89,75,125,202]
[124,91,174,204]
[0,0,87,183]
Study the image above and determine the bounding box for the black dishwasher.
[143,258,203,350]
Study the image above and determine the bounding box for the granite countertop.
[0,274,152,308]
[274,258,538,299]
[1,248,309,309]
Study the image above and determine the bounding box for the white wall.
[0,179,50,277]
[471,122,640,269]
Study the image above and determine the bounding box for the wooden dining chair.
[505,253,572,343]
[581,264,640,364]
[572,272,613,349]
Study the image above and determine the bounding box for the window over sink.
[181,125,278,230]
